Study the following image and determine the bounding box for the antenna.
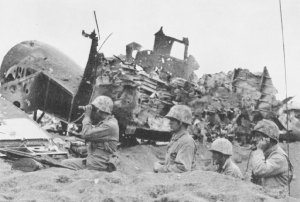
[278,0,291,196]
[93,11,101,40]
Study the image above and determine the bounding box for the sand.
[0,143,299,202]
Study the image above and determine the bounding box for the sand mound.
[0,143,299,201]
[0,163,283,202]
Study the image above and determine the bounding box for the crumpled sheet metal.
[0,96,52,147]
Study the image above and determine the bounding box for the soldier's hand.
[84,104,93,118]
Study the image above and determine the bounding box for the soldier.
[62,96,119,172]
[209,138,243,179]
[153,105,196,173]
[250,119,293,197]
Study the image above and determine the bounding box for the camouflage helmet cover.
[91,95,113,114]
[209,138,233,156]
[253,119,279,141]
[165,105,193,125]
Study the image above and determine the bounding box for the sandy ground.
[0,142,299,202]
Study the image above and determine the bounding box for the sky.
[0,0,299,102]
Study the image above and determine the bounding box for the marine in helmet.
[153,105,196,173]
[250,119,293,197]
[209,138,243,179]
[62,95,119,172]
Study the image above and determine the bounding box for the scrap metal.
[0,96,67,159]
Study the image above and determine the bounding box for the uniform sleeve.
[223,164,243,179]
[165,144,195,173]
[251,149,286,177]
[81,117,111,141]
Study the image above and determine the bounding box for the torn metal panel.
[0,72,74,121]
[0,41,82,94]
[0,40,83,122]
[0,71,46,111]
[0,31,101,123]
[0,97,67,158]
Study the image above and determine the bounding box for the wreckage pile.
[94,60,279,144]
[83,27,279,145]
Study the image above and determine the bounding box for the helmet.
[253,119,279,142]
[91,96,113,114]
[165,105,192,125]
[209,138,233,156]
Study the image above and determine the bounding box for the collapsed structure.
[0,27,293,146]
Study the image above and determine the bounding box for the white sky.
[0,0,299,102]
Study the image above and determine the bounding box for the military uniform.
[219,158,243,179]
[62,115,119,171]
[154,104,196,173]
[62,96,119,171]
[251,119,293,198]
[209,138,243,179]
[251,145,292,192]
[155,130,196,173]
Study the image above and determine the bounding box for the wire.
[98,33,113,52]
[70,113,85,124]
[278,0,290,196]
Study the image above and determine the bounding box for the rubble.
[88,28,282,145]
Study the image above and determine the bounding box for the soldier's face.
[169,118,181,133]
[92,109,108,123]
[212,151,223,165]
[252,131,270,151]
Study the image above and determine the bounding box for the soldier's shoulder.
[180,132,196,145]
